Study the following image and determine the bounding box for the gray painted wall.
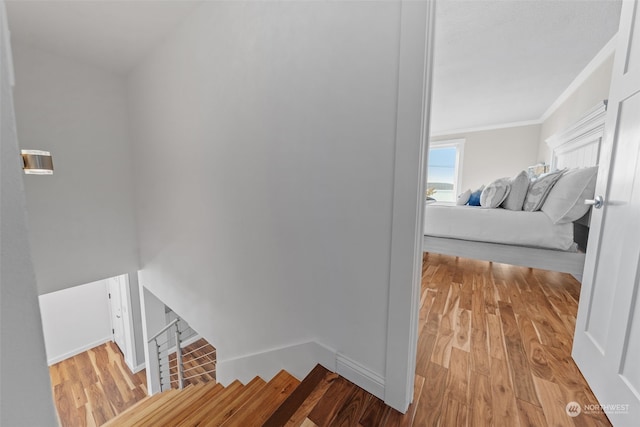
[12,42,139,295]
[1,4,56,423]
[127,0,406,384]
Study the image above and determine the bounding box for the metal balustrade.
[148,315,215,391]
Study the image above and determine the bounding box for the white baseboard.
[214,340,386,402]
[336,353,385,400]
[216,340,336,386]
[47,336,112,366]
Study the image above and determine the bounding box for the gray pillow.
[523,169,565,211]
[542,166,598,223]
[456,189,471,205]
[480,178,511,208]
[501,170,529,211]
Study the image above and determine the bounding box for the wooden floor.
[51,338,217,426]
[50,341,148,427]
[53,253,611,426]
[278,253,612,426]
[409,252,611,426]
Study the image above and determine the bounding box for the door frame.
[384,0,435,412]
[108,274,141,373]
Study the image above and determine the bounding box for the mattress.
[423,203,576,251]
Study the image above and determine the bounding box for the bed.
[423,101,607,275]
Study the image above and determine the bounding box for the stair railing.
[148,318,183,391]
[178,340,216,385]
[147,315,214,391]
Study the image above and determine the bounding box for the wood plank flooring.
[277,253,612,426]
[49,341,147,427]
[51,337,217,426]
[412,253,611,426]
[53,253,611,426]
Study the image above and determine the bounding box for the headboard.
[546,100,607,251]
[546,100,607,170]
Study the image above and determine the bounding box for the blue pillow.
[467,190,482,206]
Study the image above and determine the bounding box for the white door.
[573,1,640,425]
[108,276,127,354]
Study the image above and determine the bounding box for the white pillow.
[480,178,511,208]
[501,170,529,211]
[523,169,564,211]
[542,166,598,224]
[456,189,471,205]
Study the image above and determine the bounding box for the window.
[426,139,464,202]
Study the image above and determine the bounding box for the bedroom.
[1,0,639,426]
[417,1,640,425]
[424,1,616,274]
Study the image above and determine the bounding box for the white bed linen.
[424,203,576,251]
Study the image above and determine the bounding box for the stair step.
[136,382,221,426]
[219,370,300,426]
[160,382,225,425]
[175,379,246,426]
[102,388,181,426]
[196,376,267,426]
[263,364,332,427]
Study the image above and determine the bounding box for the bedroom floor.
[413,252,612,426]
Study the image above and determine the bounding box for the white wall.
[39,280,112,365]
[11,42,139,295]
[538,54,614,162]
[0,3,57,424]
[128,0,410,393]
[433,124,541,192]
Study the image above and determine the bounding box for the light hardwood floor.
[49,341,147,427]
[275,253,613,426]
[410,252,612,426]
[51,253,611,426]
[50,338,217,426]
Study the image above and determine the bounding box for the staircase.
[103,369,300,426]
[101,364,399,426]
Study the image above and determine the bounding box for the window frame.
[427,138,465,201]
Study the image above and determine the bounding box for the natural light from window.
[426,139,464,202]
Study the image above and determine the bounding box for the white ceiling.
[432,0,622,134]
[6,0,622,133]
[6,0,202,74]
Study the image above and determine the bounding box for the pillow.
[501,171,529,211]
[523,169,565,211]
[542,166,598,224]
[456,189,471,205]
[467,185,484,206]
[480,178,511,208]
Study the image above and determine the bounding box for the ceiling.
[6,0,202,74]
[6,0,622,133]
[432,0,621,134]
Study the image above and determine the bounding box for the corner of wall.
[215,340,336,386]
[213,339,389,404]
[336,353,385,400]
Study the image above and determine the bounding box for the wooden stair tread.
[263,364,330,427]
[101,367,394,427]
[219,370,300,427]
[196,376,268,427]
[102,388,180,426]
[176,380,245,426]
[159,382,225,425]
[135,382,221,426]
